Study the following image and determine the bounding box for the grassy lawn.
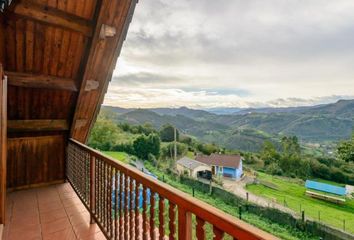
[145,163,317,240]
[102,151,130,163]
[246,172,354,234]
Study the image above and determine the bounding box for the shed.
[195,154,243,180]
[177,157,211,179]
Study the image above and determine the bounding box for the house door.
[0,64,7,224]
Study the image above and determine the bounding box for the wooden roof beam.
[70,0,138,142]
[8,120,69,132]
[12,1,93,36]
[6,71,78,91]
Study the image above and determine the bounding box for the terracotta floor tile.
[11,209,39,221]
[41,217,71,236]
[42,227,77,240]
[40,208,68,223]
[73,222,101,239]
[62,197,82,208]
[39,201,64,213]
[7,224,41,240]
[65,203,87,216]
[81,231,106,240]
[10,215,40,230]
[68,212,90,227]
[5,184,100,240]
[59,192,78,201]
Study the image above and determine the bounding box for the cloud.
[109,0,354,108]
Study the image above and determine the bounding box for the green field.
[102,151,130,163]
[144,162,317,240]
[246,172,354,234]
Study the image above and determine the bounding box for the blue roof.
[305,180,346,196]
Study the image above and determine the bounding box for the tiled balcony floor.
[2,183,106,240]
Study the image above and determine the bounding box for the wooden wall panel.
[7,135,66,189]
[0,65,7,223]
[7,86,77,120]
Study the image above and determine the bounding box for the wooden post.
[90,155,95,224]
[0,64,7,224]
[178,206,192,240]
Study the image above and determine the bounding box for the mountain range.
[102,99,354,152]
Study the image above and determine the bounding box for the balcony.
[3,183,105,240]
[1,139,278,240]
[0,1,277,239]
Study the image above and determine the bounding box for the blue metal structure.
[111,172,158,210]
[305,180,347,196]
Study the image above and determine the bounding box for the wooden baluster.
[213,226,224,240]
[135,182,140,240]
[178,207,192,240]
[130,179,134,239]
[104,162,108,232]
[150,191,156,240]
[119,173,124,240]
[99,159,102,222]
[196,217,205,240]
[124,175,129,239]
[169,202,176,240]
[95,158,99,220]
[115,170,119,240]
[158,196,165,240]
[143,186,148,240]
[109,166,113,238]
[89,155,95,224]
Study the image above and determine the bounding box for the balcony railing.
[66,139,278,240]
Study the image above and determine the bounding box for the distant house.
[176,157,212,179]
[195,154,243,180]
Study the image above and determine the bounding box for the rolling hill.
[101,99,354,152]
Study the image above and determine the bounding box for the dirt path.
[223,177,297,216]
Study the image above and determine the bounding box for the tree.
[160,124,179,142]
[87,119,120,150]
[133,134,161,160]
[161,142,188,159]
[337,133,354,162]
[281,136,301,157]
[197,143,219,155]
[260,141,279,165]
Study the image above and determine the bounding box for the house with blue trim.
[195,153,243,180]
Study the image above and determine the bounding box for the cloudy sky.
[105,0,354,109]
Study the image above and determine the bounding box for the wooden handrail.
[68,138,279,240]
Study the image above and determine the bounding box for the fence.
[66,139,278,240]
[180,176,354,240]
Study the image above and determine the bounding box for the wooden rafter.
[12,1,93,36]
[6,71,78,91]
[70,0,137,142]
[8,119,69,132]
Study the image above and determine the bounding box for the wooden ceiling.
[1,0,137,189]
[1,0,137,142]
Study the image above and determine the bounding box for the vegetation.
[105,99,354,152]
[132,134,161,160]
[144,162,318,240]
[159,124,179,142]
[246,172,354,233]
[89,109,354,237]
[102,151,130,163]
[337,133,354,162]
[258,136,354,185]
